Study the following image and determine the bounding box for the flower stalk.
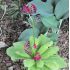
[29,14,35,45]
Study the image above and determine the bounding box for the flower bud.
[33,52,41,60]
[34,44,37,49]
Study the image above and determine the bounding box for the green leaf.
[47,55,67,68]
[6,43,30,61]
[15,51,31,59]
[36,3,53,15]
[38,41,53,55]
[41,15,59,28]
[6,46,18,61]
[46,0,54,4]
[28,65,41,70]
[42,66,50,70]
[36,60,44,68]
[45,55,67,69]
[18,28,39,41]
[24,59,35,67]
[29,36,39,54]
[47,32,58,42]
[38,34,50,46]
[13,41,25,47]
[45,59,59,70]
[54,0,61,5]
[63,11,69,20]
[29,36,39,47]
[55,0,69,19]
[35,22,43,30]
[42,47,59,59]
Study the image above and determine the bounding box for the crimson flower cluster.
[21,4,37,15]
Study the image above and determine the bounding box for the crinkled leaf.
[45,55,67,69]
[29,36,39,47]
[6,43,30,61]
[24,59,35,67]
[15,51,31,59]
[28,65,41,70]
[38,34,50,46]
[36,60,44,68]
[42,47,59,59]
[45,59,59,70]
[47,55,67,68]
[29,36,39,54]
[38,41,53,55]
[18,28,39,41]
[13,41,25,47]
[55,0,69,19]
[42,66,50,70]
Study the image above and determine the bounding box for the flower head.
[33,52,41,60]
[21,4,31,14]
[30,4,37,14]
[21,3,37,15]
[34,43,37,49]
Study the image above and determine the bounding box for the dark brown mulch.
[0,48,23,70]
[0,17,29,70]
[0,18,29,46]
[0,18,69,70]
[58,19,69,59]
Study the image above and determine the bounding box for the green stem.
[57,19,63,34]
[29,15,35,44]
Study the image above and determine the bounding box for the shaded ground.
[57,19,69,70]
[0,17,69,70]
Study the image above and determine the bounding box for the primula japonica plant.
[18,0,69,42]
[7,35,66,70]
[4,0,67,70]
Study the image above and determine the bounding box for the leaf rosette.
[7,35,67,70]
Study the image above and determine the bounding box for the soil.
[0,15,69,70]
